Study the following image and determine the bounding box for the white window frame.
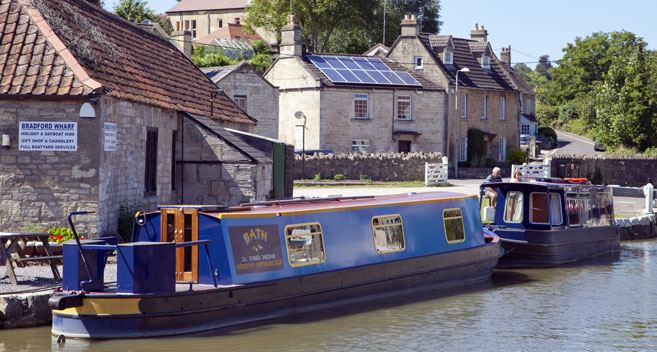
[481,95,487,119]
[459,137,468,162]
[414,56,423,69]
[500,96,505,120]
[460,94,467,118]
[191,20,197,39]
[443,49,453,64]
[526,98,532,114]
[234,95,247,112]
[354,93,369,119]
[396,95,412,120]
[217,18,223,29]
[482,55,491,69]
[521,124,530,135]
[498,138,506,162]
[352,140,370,153]
[503,191,524,223]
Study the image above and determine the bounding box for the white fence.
[512,159,551,178]
[425,157,449,185]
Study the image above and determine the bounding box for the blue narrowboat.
[50,192,502,339]
[480,178,619,267]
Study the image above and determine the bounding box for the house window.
[414,56,423,69]
[443,49,453,64]
[526,98,532,114]
[482,55,491,69]
[234,95,247,111]
[176,21,181,31]
[371,215,405,253]
[191,20,197,38]
[217,18,223,29]
[481,95,487,119]
[460,94,467,118]
[521,124,530,135]
[397,95,412,120]
[443,208,465,243]
[459,137,468,162]
[171,131,176,191]
[498,138,506,162]
[500,97,505,120]
[354,94,368,119]
[285,223,325,267]
[144,127,158,196]
[504,191,523,223]
[352,140,370,153]
[235,17,240,25]
[184,20,189,30]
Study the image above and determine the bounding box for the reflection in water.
[1,241,656,351]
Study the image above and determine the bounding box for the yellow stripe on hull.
[54,297,141,316]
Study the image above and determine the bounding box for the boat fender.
[48,294,84,310]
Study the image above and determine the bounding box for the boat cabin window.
[503,191,523,223]
[579,193,593,225]
[371,215,405,253]
[443,208,465,243]
[284,223,326,267]
[529,193,563,225]
[566,193,580,225]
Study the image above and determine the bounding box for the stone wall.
[216,65,279,139]
[294,152,443,181]
[177,118,271,205]
[551,156,657,187]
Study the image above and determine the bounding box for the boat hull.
[52,239,502,339]
[497,226,619,268]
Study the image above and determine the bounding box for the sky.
[105,0,657,69]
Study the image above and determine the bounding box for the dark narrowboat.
[480,178,619,267]
[50,192,502,339]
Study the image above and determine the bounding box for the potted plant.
[31,227,85,256]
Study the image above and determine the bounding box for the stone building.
[203,62,279,139]
[166,0,275,43]
[388,17,533,163]
[0,0,283,235]
[499,47,538,137]
[265,16,446,155]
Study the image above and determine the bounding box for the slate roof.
[0,0,255,126]
[416,33,515,91]
[167,0,247,13]
[184,113,271,164]
[428,35,451,48]
[300,53,442,91]
[500,62,533,93]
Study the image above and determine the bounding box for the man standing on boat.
[485,167,503,206]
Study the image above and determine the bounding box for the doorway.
[161,208,198,282]
[398,140,411,153]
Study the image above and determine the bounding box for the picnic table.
[0,232,62,285]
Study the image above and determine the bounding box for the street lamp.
[454,67,470,179]
[294,111,306,179]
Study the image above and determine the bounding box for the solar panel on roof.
[306,55,421,87]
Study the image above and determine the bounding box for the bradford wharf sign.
[19,121,78,151]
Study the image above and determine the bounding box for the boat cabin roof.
[481,178,609,194]
[159,192,475,219]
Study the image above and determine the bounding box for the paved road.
[544,130,605,156]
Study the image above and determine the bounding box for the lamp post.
[454,67,470,179]
[294,111,306,179]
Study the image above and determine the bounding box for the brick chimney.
[170,30,192,58]
[280,14,302,56]
[470,23,488,42]
[500,46,511,64]
[401,14,420,37]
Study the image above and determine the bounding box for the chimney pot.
[404,14,409,20]
[411,14,416,20]
[287,14,295,25]
[475,23,479,30]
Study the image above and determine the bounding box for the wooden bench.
[1,232,62,285]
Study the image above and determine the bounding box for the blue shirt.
[486,174,502,183]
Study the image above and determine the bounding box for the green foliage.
[507,147,527,165]
[484,158,498,168]
[537,126,557,143]
[333,174,345,180]
[113,0,155,23]
[588,165,603,185]
[313,173,321,182]
[191,52,237,68]
[250,39,270,55]
[117,205,139,243]
[248,53,272,74]
[594,50,657,151]
[47,227,84,243]
[466,128,485,163]
[246,0,442,53]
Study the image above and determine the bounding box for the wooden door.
[161,208,198,282]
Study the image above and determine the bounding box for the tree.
[594,49,657,151]
[114,0,155,23]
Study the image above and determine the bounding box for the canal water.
[2,240,656,352]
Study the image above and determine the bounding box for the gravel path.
[0,261,116,295]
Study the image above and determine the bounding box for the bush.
[484,158,498,168]
[47,227,83,243]
[250,39,269,55]
[538,126,557,143]
[333,174,345,180]
[248,53,272,74]
[313,173,321,181]
[467,128,485,162]
[118,204,140,243]
[507,147,527,165]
